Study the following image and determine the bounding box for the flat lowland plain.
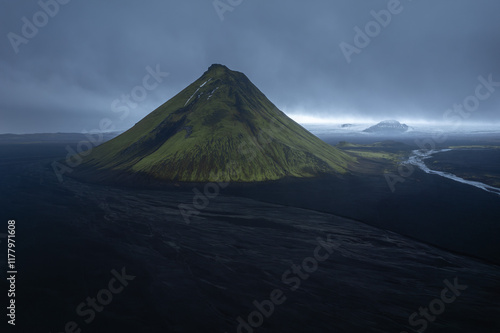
[426,148,500,187]
[1,136,499,333]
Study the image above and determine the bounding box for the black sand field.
[1,138,499,333]
[426,149,500,187]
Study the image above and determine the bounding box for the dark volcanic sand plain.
[1,137,500,333]
[425,149,500,187]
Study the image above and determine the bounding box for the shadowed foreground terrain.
[1,143,499,332]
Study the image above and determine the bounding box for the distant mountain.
[77,64,355,183]
[363,120,409,134]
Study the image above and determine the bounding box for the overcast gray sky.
[1,0,500,133]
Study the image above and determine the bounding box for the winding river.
[405,149,500,196]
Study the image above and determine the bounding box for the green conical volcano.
[79,64,355,182]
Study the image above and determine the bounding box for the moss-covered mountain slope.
[80,64,355,182]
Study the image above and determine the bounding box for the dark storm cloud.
[1,0,500,133]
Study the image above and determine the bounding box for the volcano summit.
[77,64,354,183]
